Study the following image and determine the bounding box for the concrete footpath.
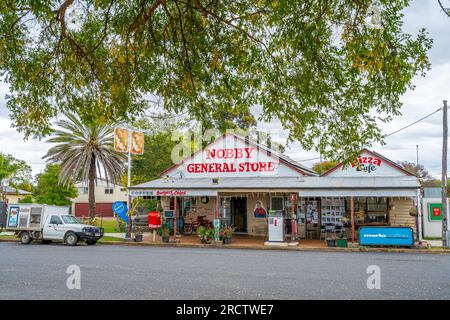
[2,232,450,254]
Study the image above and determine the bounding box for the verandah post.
[350,196,355,243]
[174,196,177,240]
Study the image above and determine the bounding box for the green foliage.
[0,0,432,161]
[43,112,126,216]
[221,225,235,238]
[130,130,179,184]
[312,161,339,174]
[157,223,170,237]
[18,195,34,203]
[0,153,33,201]
[11,181,35,193]
[34,164,78,206]
[0,153,32,186]
[197,226,214,242]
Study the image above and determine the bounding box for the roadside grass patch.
[93,218,120,233]
[98,236,125,243]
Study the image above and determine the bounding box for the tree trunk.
[88,154,96,219]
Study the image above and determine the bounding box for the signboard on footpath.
[359,226,414,247]
[112,201,129,224]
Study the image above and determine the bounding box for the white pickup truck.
[5,204,104,246]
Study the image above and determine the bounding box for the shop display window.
[345,197,389,225]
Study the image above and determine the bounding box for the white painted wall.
[327,151,408,177]
[167,134,303,178]
[72,180,127,204]
[422,197,449,238]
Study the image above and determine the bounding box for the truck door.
[43,215,66,240]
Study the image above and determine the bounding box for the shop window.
[345,197,388,225]
[270,196,284,211]
[79,187,88,194]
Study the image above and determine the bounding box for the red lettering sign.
[155,190,187,196]
[205,148,254,159]
[186,161,275,174]
[433,207,441,217]
[351,156,382,168]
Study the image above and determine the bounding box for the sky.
[0,0,449,178]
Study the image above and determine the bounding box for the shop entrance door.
[230,197,247,233]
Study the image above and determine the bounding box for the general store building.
[130,133,421,241]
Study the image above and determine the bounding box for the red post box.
[148,211,161,229]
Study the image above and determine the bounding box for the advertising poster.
[114,127,129,153]
[7,206,19,228]
[131,131,145,155]
[254,200,267,218]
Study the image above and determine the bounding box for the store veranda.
[130,133,420,245]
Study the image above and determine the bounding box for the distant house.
[72,179,127,217]
[1,186,32,204]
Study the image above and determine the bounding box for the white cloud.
[0,117,49,176]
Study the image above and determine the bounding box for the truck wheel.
[65,232,78,246]
[20,232,32,245]
[86,239,97,245]
[41,239,52,244]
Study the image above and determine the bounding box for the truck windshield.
[61,215,81,224]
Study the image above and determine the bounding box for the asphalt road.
[1,242,449,300]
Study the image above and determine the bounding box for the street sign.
[112,201,129,224]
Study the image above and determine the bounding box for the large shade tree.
[35,163,78,206]
[0,0,432,161]
[44,113,126,217]
[0,153,32,200]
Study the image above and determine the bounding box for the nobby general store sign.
[186,147,275,174]
[165,134,302,178]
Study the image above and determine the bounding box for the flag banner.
[114,127,129,153]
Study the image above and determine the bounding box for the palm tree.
[44,113,126,218]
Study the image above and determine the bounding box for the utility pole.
[416,144,423,242]
[416,145,419,166]
[442,100,449,248]
[126,129,132,239]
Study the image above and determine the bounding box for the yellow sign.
[114,128,145,155]
[114,127,129,153]
[131,131,144,155]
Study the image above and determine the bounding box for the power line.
[291,107,442,163]
[294,156,322,162]
[383,107,442,138]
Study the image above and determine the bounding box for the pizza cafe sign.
[186,147,276,174]
[351,155,382,174]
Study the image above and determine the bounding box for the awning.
[299,189,417,197]
[130,189,218,197]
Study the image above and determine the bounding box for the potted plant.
[159,224,170,243]
[221,226,235,244]
[336,231,348,248]
[326,234,336,247]
[134,227,143,242]
[197,226,214,244]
